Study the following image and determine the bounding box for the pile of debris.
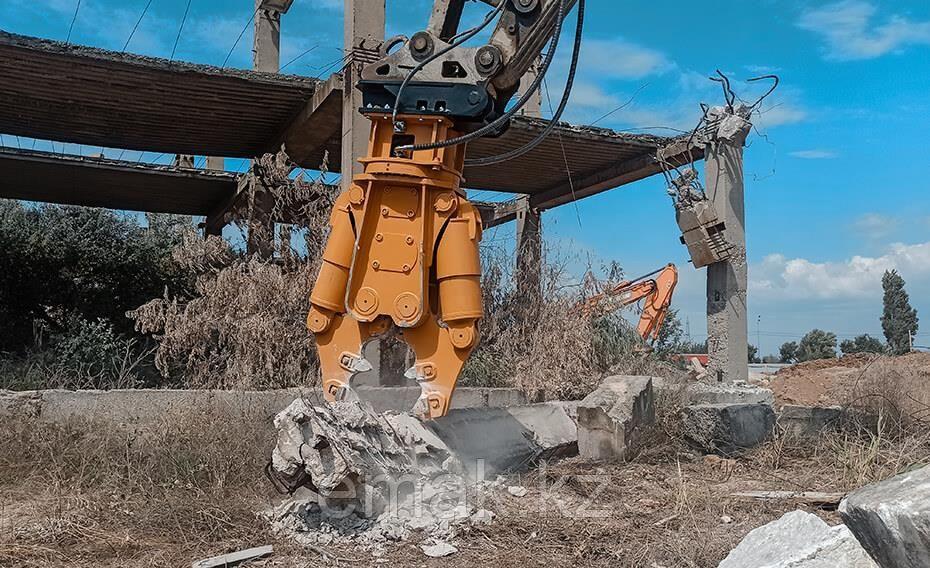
[265,399,494,554]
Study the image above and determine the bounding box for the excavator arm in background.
[576,264,679,348]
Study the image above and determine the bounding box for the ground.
[3,353,929,567]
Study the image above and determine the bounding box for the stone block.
[779,405,844,438]
[577,376,655,461]
[681,402,775,455]
[840,464,930,568]
[720,509,877,567]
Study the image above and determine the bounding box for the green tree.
[779,341,799,364]
[797,329,838,362]
[0,201,193,353]
[748,344,761,364]
[881,270,919,355]
[654,308,684,355]
[840,334,885,355]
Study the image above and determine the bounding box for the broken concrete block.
[681,403,774,455]
[577,376,655,461]
[427,403,578,477]
[779,405,844,438]
[719,510,877,567]
[840,464,930,568]
[653,378,774,406]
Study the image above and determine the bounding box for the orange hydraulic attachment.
[307,114,482,420]
[575,264,679,348]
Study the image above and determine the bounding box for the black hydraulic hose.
[465,0,584,167]
[395,0,568,154]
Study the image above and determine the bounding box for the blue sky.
[2,0,930,355]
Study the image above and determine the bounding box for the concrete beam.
[278,73,343,169]
[530,137,703,211]
[705,131,749,383]
[474,199,519,229]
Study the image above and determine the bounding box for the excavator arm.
[576,264,679,348]
[308,0,584,419]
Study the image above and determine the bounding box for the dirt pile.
[769,353,930,408]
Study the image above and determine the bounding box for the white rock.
[840,464,930,568]
[507,485,528,498]
[719,510,877,568]
[720,515,733,524]
[469,509,495,526]
[420,540,458,558]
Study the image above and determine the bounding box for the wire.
[589,83,648,127]
[170,0,193,62]
[398,0,568,153]
[280,45,320,72]
[391,1,507,125]
[222,8,258,68]
[65,0,82,44]
[123,0,155,52]
[465,0,585,167]
[541,79,582,228]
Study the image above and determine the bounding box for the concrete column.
[517,57,543,119]
[705,136,748,383]
[205,156,225,171]
[515,195,543,305]
[174,154,194,168]
[342,0,391,386]
[341,0,385,188]
[246,0,293,256]
[253,0,283,73]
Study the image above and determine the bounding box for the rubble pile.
[266,399,493,549]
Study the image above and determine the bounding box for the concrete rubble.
[681,402,775,456]
[266,397,578,550]
[840,464,930,568]
[719,510,877,568]
[267,398,475,548]
[577,376,655,461]
[778,405,844,438]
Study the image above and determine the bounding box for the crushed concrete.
[577,376,655,461]
[840,464,930,568]
[719,510,877,567]
[420,540,458,558]
[653,378,774,406]
[681,402,775,456]
[268,399,478,548]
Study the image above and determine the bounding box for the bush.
[798,329,838,361]
[840,334,886,355]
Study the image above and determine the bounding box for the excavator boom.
[576,264,679,348]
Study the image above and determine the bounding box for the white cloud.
[852,213,899,239]
[577,38,675,80]
[750,241,930,300]
[790,150,838,159]
[798,1,930,61]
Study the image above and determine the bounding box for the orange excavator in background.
[574,264,679,350]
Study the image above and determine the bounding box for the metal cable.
[391,1,507,125]
[222,8,257,68]
[65,0,82,44]
[169,0,193,62]
[123,0,155,52]
[397,0,568,153]
[280,45,320,72]
[465,0,584,167]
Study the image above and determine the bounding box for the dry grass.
[0,409,284,567]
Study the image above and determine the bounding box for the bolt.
[375,233,384,242]
[406,236,414,245]
[412,35,427,51]
[468,91,481,105]
[402,264,410,272]
[407,210,415,218]
[478,50,494,66]
[372,261,380,269]
[381,207,389,216]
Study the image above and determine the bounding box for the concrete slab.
[779,405,844,438]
